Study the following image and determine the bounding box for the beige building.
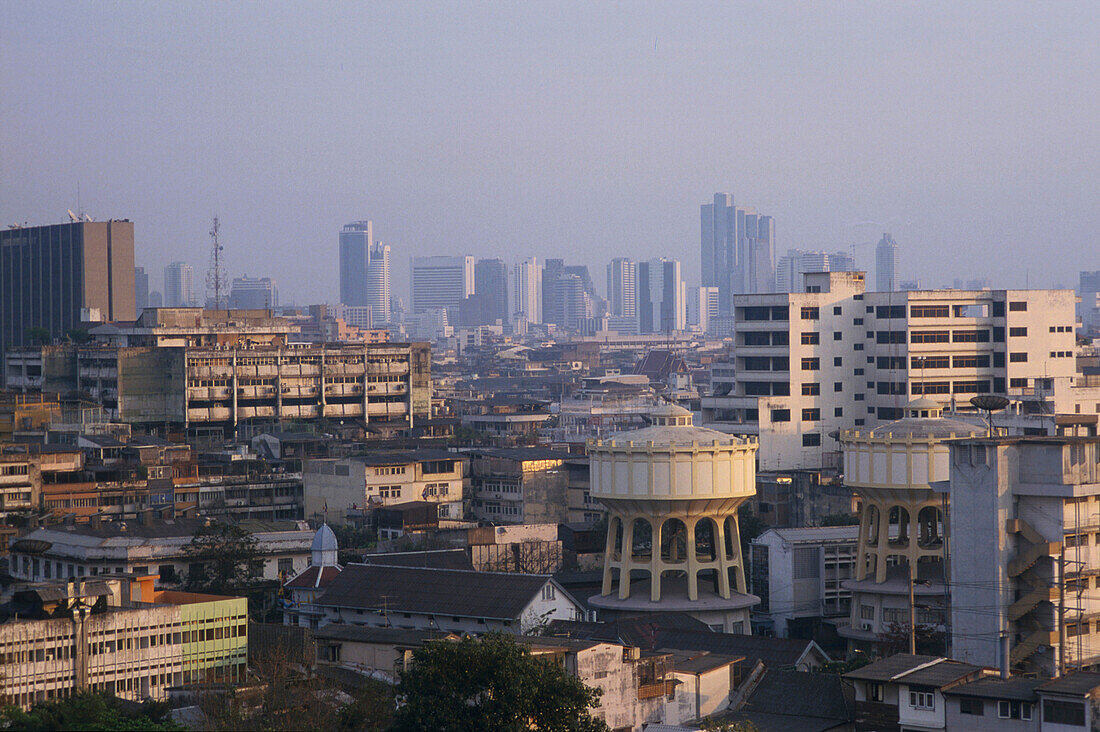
[0,575,246,709]
[304,449,466,524]
[702,271,1078,470]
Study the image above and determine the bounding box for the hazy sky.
[3,1,1098,303]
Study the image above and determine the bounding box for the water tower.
[588,404,759,633]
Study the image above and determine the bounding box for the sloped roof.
[359,549,473,571]
[284,565,342,590]
[844,654,982,686]
[739,669,855,721]
[1038,671,1100,697]
[945,676,1043,701]
[316,564,567,621]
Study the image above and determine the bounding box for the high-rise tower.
[164,261,195,307]
[606,258,636,318]
[474,258,509,325]
[366,242,391,323]
[513,258,543,325]
[339,221,372,307]
[701,193,776,314]
[875,233,899,292]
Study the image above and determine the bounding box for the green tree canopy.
[183,521,260,595]
[392,634,609,732]
[0,691,182,731]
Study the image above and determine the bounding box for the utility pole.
[909,562,917,655]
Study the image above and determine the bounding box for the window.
[278,558,294,576]
[996,700,1031,720]
[540,584,556,601]
[1009,301,1028,312]
[876,330,906,344]
[1009,327,1028,337]
[912,355,949,369]
[1010,352,1028,362]
[801,307,820,320]
[911,330,950,343]
[801,358,820,371]
[833,357,843,366]
[801,332,820,345]
[953,380,991,394]
[952,355,990,368]
[861,606,875,620]
[869,682,884,702]
[771,409,790,422]
[834,382,843,392]
[952,329,990,342]
[802,408,820,421]
[834,407,843,417]
[833,306,842,315]
[959,698,984,716]
[854,393,865,401]
[854,368,864,375]
[854,317,864,325]
[876,305,906,319]
[854,343,864,351]
[802,433,821,447]
[911,305,950,318]
[833,331,843,341]
[1044,700,1084,726]
[802,383,820,396]
[909,689,935,710]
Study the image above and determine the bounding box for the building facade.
[339,221,372,307]
[607,258,637,319]
[163,261,195,307]
[228,275,278,310]
[875,233,899,292]
[410,255,475,316]
[513,258,543,325]
[637,258,685,334]
[0,221,136,376]
[700,192,776,315]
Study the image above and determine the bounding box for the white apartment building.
[948,436,1100,678]
[513,258,543,325]
[606,258,636,319]
[701,271,1078,470]
[304,449,467,524]
[750,526,858,638]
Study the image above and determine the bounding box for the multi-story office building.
[134,266,149,312]
[700,193,776,314]
[365,242,391,323]
[775,249,857,292]
[513,258,543,325]
[948,436,1100,678]
[606,258,637,318]
[700,271,1078,470]
[410,255,474,316]
[689,286,719,334]
[0,576,247,708]
[875,233,899,292]
[637,259,685,334]
[228,275,278,310]
[338,221,372,307]
[0,221,136,375]
[542,260,599,329]
[474,258,509,325]
[1078,270,1100,336]
[163,261,195,307]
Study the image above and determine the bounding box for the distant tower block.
[588,404,759,633]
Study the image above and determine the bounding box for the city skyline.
[3,3,1097,303]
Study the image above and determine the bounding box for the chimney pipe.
[1000,632,1010,680]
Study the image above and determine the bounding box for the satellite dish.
[970,395,1009,412]
[970,395,1010,437]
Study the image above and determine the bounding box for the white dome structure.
[588,404,759,632]
[311,523,339,567]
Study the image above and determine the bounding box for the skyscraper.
[410,255,474,315]
[606,258,636,318]
[875,233,899,292]
[134,266,149,312]
[513,258,543,325]
[163,261,195,307]
[339,221,372,307]
[775,249,858,292]
[0,220,136,376]
[474,258,509,324]
[637,258,685,334]
[228,275,278,309]
[701,193,776,314]
[365,242,391,323]
[691,286,719,333]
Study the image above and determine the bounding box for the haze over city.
[3,1,1098,303]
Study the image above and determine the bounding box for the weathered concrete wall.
[118,347,186,423]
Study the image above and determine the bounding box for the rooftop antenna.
[206,216,228,310]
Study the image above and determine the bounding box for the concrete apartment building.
[0,576,246,708]
[0,220,136,380]
[467,447,571,525]
[750,525,858,638]
[947,436,1100,678]
[12,308,431,434]
[304,449,467,524]
[701,271,1077,470]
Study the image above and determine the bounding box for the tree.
[393,634,609,732]
[0,691,182,731]
[183,521,261,595]
[877,622,946,656]
[738,504,767,556]
[24,327,51,346]
[65,328,92,344]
